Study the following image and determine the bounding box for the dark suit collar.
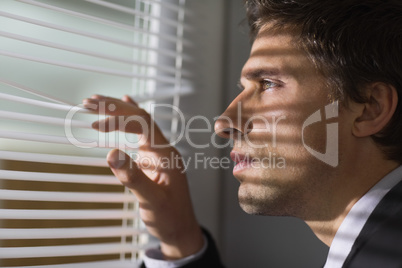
[342,179,402,267]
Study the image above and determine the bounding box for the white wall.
[177,0,226,244]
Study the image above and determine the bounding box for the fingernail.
[107,150,127,169]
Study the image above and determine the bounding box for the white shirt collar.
[323,165,402,268]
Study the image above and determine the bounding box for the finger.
[86,94,115,104]
[91,94,108,100]
[83,96,141,116]
[122,95,139,107]
[107,149,162,202]
[93,116,170,148]
[82,96,116,112]
[92,114,152,134]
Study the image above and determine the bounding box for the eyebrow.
[238,68,284,89]
[242,68,282,81]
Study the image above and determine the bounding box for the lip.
[230,151,254,174]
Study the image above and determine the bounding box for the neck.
[305,157,399,246]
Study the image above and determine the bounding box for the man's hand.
[83,95,204,260]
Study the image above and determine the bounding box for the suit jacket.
[342,180,402,268]
[142,180,402,268]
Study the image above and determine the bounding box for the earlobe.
[352,83,398,138]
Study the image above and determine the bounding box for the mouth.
[230,151,255,174]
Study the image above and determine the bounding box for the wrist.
[160,225,204,260]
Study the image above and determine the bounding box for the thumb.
[107,149,160,202]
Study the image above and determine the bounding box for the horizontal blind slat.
[0,242,149,258]
[0,189,136,203]
[2,259,142,268]
[2,260,141,268]
[0,50,178,84]
[0,11,180,58]
[0,91,190,121]
[0,130,96,146]
[0,92,87,113]
[0,209,139,220]
[0,128,173,148]
[0,170,118,185]
[0,89,192,114]
[83,0,185,29]
[0,130,152,149]
[0,30,181,74]
[0,105,189,123]
[16,0,185,45]
[0,226,147,239]
[0,151,108,167]
[0,110,91,129]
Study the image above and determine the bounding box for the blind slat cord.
[0,77,72,105]
[169,0,186,142]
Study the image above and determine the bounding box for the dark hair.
[245,0,402,163]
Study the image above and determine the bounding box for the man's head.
[214,0,400,225]
[245,0,402,163]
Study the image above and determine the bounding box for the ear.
[353,83,398,137]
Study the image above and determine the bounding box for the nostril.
[214,111,249,139]
[214,119,231,138]
[214,127,232,139]
[222,128,234,138]
[244,122,252,135]
[219,128,243,140]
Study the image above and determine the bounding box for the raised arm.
[83,95,204,260]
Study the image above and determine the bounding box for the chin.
[238,194,276,216]
[239,203,266,216]
[237,184,300,217]
[238,184,271,215]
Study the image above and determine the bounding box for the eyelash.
[261,79,281,91]
[236,79,282,92]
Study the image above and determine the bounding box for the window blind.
[0,0,188,267]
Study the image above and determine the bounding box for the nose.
[214,94,252,140]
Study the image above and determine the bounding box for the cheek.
[301,119,329,154]
[251,111,330,172]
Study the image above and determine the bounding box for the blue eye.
[262,80,279,91]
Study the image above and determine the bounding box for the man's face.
[215,26,346,219]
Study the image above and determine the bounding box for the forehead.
[242,25,316,79]
[252,25,300,52]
